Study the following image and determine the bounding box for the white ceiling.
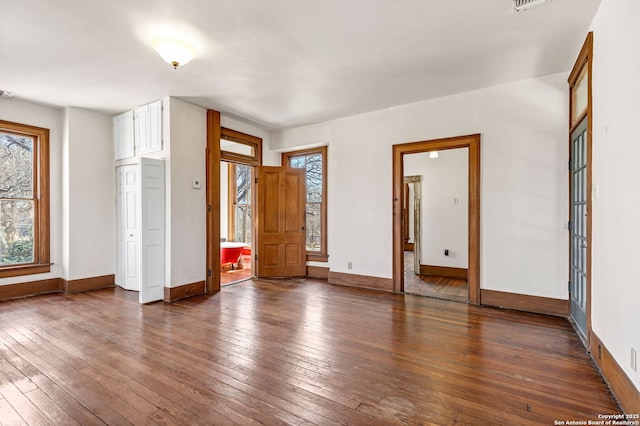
[1,0,600,130]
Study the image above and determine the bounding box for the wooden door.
[569,118,588,339]
[256,166,306,277]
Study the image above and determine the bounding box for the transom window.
[0,120,50,277]
[228,163,252,244]
[282,146,327,261]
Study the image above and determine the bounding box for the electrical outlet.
[632,348,637,372]
[347,262,353,270]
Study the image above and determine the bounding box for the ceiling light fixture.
[0,90,16,99]
[152,37,197,69]
[513,0,551,13]
[429,151,439,159]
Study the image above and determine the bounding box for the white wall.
[0,99,63,285]
[404,149,469,269]
[168,98,207,287]
[273,72,569,299]
[590,0,640,390]
[64,107,114,280]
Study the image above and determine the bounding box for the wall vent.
[513,0,551,13]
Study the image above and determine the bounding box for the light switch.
[192,179,201,189]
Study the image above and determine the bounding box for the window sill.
[306,253,329,263]
[0,263,52,279]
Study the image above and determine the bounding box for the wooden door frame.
[404,176,422,274]
[568,32,593,344]
[206,110,263,294]
[392,134,481,304]
[205,110,221,294]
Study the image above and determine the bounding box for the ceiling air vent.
[513,0,551,13]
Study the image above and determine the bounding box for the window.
[0,120,50,278]
[228,163,252,244]
[282,147,327,261]
[220,128,261,166]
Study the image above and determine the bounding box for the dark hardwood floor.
[404,251,468,302]
[0,278,619,425]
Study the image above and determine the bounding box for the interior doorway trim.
[392,134,481,304]
[206,110,264,294]
[403,175,422,275]
[205,110,222,294]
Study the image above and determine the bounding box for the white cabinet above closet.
[135,100,163,154]
[113,99,163,160]
[113,110,134,160]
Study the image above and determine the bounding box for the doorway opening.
[220,161,254,286]
[205,111,262,293]
[392,134,481,304]
[402,149,469,302]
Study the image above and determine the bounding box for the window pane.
[221,138,254,156]
[572,66,588,124]
[306,153,323,202]
[235,205,252,244]
[0,132,34,198]
[0,199,34,266]
[289,156,306,169]
[306,202,321,251]
[236,165,251,204]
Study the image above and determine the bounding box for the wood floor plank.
[0,279,621,425]
[0,396,27,426]
[22,389,82,426]
[0,376,53,426]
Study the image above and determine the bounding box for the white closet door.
[123,165,140,291]
[139,158,166,304]
[115,168,124,287]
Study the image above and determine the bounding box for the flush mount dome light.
[152,37,196,69]
[0,90,15,99]
[513,0,551,12]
